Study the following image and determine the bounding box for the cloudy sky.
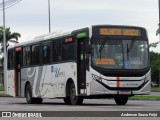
[0,0,159,51]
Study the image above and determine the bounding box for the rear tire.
[69,83,83,105]
[35,98,43,104]
[114,96,128,105]
[25,84,43,104]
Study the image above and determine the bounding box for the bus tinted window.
[62,43,75,60]
[52,40,62,62]
[42,43,51,64]
[31,44,39,65]
[23,46,31,66]
[8,49,15,69]
[52,41,57,62]
[57,40,62,61]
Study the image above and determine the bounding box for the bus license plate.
[119,91,131,95]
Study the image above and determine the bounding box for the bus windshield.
[92,39,149,69]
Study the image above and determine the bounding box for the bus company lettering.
[53,67,65,77]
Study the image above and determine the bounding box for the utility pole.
[159,0,160,26]
[158,0,160,87]
[2,0,7,94]
[48,0,51,33]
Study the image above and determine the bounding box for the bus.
[7,25,150,105]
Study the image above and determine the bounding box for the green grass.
[151,87,160,92]
[131,95,160,99]
[0,86,4,91]
[0,93,11,97]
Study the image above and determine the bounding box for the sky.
[0,0,159,52]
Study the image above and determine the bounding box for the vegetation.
[0,26,21,44]
[0,86,4,91]
[131,95,160,99]
[150,51,160,72]
[151,87,160,92]
[0,26,21,64]
[0,94,11,97]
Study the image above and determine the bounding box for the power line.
[0,0,19,7]
[0,0,20,7]
[0,0,22,11]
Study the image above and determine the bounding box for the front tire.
[69,83,83,105]
[114,96,128,105]
[63,97,71,104]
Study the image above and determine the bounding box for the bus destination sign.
[99,28,141,36]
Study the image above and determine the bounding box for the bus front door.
[77,39,87,94]
[15,47,22,97]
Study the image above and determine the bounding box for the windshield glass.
[92,39,149,69]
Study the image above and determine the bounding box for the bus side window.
[57,40,62,61]
[42,43,51,64]
[62,43,75,61]
[52,40,62,62]
[23,46,31,66]
[31,44,39,65]
[52,41,57,62]
[8,49,15,69]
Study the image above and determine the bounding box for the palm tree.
[0,26,21,85]
[0,26,21,44]
[0,26,21,54]
[0,26,21,59]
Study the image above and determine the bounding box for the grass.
[0,93,11,97]
[151,87,160,92]
[0,86,4,91]
[131,95,160,99]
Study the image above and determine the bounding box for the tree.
[0,26,21,44]
[149,41,160,48]
[150,51,160,72]
[0,26,21,64]
[150,51,160,85]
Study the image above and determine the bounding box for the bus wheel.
[69,83,83,105]
[114,96,128,105]
[26,84,43,104]
[35,98,43,104]
[26,84,34,104]
[63,97,71,104]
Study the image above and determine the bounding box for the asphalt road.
[150,92,160,96]
[0,97,160,120]
[0,91,160,95]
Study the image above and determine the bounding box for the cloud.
[0,0,159,45]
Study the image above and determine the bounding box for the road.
[150,92,160,96]
[0,97,160,120]
[0,97,160,111]
[0,91,160,95]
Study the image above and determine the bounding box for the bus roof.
[7,25,147,49]
[8,31,72,49]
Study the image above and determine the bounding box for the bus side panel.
[39,65,55,98]
[39,62,77,98]
[21,67,43,98]
[21,62,77,98]
[7,70,15,96]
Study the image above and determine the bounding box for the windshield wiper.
[128,40,135,52]
[99,39,107,60]
[127,39,135,60]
